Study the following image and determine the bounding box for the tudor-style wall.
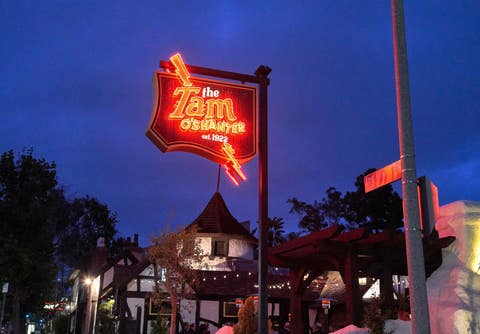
[194,235,255,270]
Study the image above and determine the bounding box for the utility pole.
[391,1,431,333]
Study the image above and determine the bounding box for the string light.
[196,271,304,293]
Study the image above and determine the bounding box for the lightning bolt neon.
[169,53,192,87]
[222,142,246,186]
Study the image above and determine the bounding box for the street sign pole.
[391,1,431,333]
[156,58,272,334]
[256,65,271,334]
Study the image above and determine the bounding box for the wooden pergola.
[268,225,455,334]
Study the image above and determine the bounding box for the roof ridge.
[186,192,255,240]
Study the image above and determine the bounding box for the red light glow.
[147,53,258,186]
[169,53,192,87]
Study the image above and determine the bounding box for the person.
[196,323,210,334]
[188,323,196,334]
[180,322,189,334]
[215,323,233,334]
[311,320,322,334]
[279,321,291,334]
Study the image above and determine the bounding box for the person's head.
[184,322,189,329]
[284,322,290,330]
[189,323,196,331]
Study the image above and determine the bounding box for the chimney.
[92,237,108,269]
[134,234,139,247]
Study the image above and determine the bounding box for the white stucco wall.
[228,239,254,259]
[140,278,155,292]
[200,300,219,333]
[140,265,155,277]
[192,235,255,270]
[102,267,113,289]
[198,236,212,254]
[180,299,197,324]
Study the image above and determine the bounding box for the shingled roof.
[187,192,256,241]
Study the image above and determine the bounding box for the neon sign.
[146,53,258,185]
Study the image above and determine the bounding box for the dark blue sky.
[2,1,479,246]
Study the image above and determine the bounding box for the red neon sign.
[146,54,258,185]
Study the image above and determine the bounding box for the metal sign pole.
[256,65,271,334]
[391,1,431,333]
[156,57,272,333]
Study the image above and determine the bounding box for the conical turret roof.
[187,192,256,241]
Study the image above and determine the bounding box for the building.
[72,192,311,334]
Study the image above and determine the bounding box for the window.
[160,268,167,282]
[223,302,238,317]
[212,239,228,257]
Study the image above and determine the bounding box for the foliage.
[343,169,403,232]
[56,196,118,271]
[0,148,120,333]
[0,149,61,332]
[148,226,204,334]
[288,187,349,232]
[363,298,393,334]
[288,169,403,233]
[267,217,286,246]
[285,231,301,241]
[233,296,257,334]
[151,314,168,334]
[95,299,115,334]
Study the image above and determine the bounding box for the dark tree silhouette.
[56,196,118,271]
[288,169,403,233]
[267,217,287,246]
[0,149,120,333]
[288,187,351,233]
[0,149,60,333]
[343,168,403,232]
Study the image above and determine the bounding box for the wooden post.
[343,247,361,326]
[289,267,305,334]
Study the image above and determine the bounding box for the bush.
[151,315,168,334]
[363,298,393,334]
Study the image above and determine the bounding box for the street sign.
[147,54,258,166]
[1,283,7,294]
[418,176,439,236]
[364,160,402,193]
[146,53,258,185]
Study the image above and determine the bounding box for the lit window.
[359,277,367,286]
[160,268,167,282]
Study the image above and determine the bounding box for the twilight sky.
[1,1,479,246]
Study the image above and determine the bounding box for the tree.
[148,227,204,334]
[0,149,62,333]
[344,169,403,232]
[56,196,118,271]
[288,187,350,233]
[288,169,403,233]
[267,217,286,246]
